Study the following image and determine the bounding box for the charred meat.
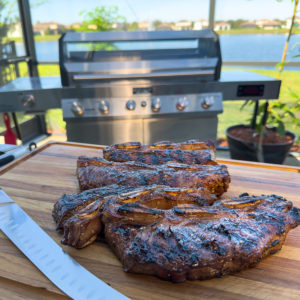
[103,139,217,165]
[53,184,138,230]
[53,185,218,248]
[53,139,300,282]
[77,156,230,197]
[62,200,103,248]
[102,193,300,282]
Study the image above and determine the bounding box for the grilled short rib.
[53,185,217,248]
[103,139,217,165]
[77,156,230,197]
[53,184,137,230]
[102,193,300,282]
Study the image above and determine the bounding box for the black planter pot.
[226,125,296,164]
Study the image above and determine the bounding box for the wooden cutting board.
[0,141,299,300]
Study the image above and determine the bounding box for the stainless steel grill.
[0,29,281,145]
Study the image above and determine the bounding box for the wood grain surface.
[0,142,299,300]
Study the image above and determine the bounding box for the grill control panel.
[62,93,223,119]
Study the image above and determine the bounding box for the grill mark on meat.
[102,193,300,282]
[53,185,217,248]
[77,157,230,196]
[103,139,216,165]
[53,185,138,230]
[52,139,300,282]
[53,184,300,281]
[104,149,216,165]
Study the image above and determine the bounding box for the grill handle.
[73,69,214,81]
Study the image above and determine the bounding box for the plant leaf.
[276,62,286,70]
[240,100,249,111]
[287,88,300,100]
[277,121,285,137]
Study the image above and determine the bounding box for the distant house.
[256,19,281,29]
[156,23,174,31]
[174,20,192,30]
[285,17,300,29]
[87,24,97,30]
[70,22,82,30]
[193,19,209,30]
[240,21,258,29]
[214,21,231,31]
[7,22,22,38]
[33,22,64,35]
[138,21,150,31]
[111,22,124,30]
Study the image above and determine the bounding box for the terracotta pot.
[226,124,296,164]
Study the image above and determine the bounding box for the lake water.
[15,34,300,64]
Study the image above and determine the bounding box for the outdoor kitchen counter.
[0,141,299,300]
[0,70,281,113]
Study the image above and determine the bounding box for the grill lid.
[59,29,222,86]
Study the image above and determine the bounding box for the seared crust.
[102,193,300,282]
[103,140,216,165]
[54,185,217,248]
[52,184,138,230]
[104,139,215,151]
[53,138,300,282]
[61,200,102,248]
[77,156,230,197]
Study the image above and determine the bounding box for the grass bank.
[4,28,300,44]
[4,35,61,43]
[219,69,300,140]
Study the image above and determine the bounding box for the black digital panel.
[133,87,153,95]
[237,85,264,97]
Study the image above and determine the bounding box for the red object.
[3,113,17,145]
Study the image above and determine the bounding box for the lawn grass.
[4,35,61,43]
[1,64,300,142]
[218,69,300,140]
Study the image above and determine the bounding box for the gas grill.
[60,30,224,144]
[0,29,281,145]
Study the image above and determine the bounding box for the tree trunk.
[278,0,299,75]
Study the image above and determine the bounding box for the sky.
[28,0,297,25]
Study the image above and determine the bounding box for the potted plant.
[226,0,300,164]
[226,98,300,164]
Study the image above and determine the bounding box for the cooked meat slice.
[62,200,102,248]
[103,149,216,165]
[77,156,230,196]
[52,184,137,230]
[104,139,215,151]
[103,193,300,282]
[103,140,216,165]
[57,185,217,248]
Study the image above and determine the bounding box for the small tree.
[0,0,15,42]
[152,20,162,30]
[128,21,139,31]
[79,6,125,32]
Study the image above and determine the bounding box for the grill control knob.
[71,101,84,116]
[201,96,214,109]
[141,100,147,107]
[151,98,161,112]
[99,100,109,114]
[22,94,35,107]
[176,97,188,111]
[126,100,136,111]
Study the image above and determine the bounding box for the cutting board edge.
[0,141,298,176]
